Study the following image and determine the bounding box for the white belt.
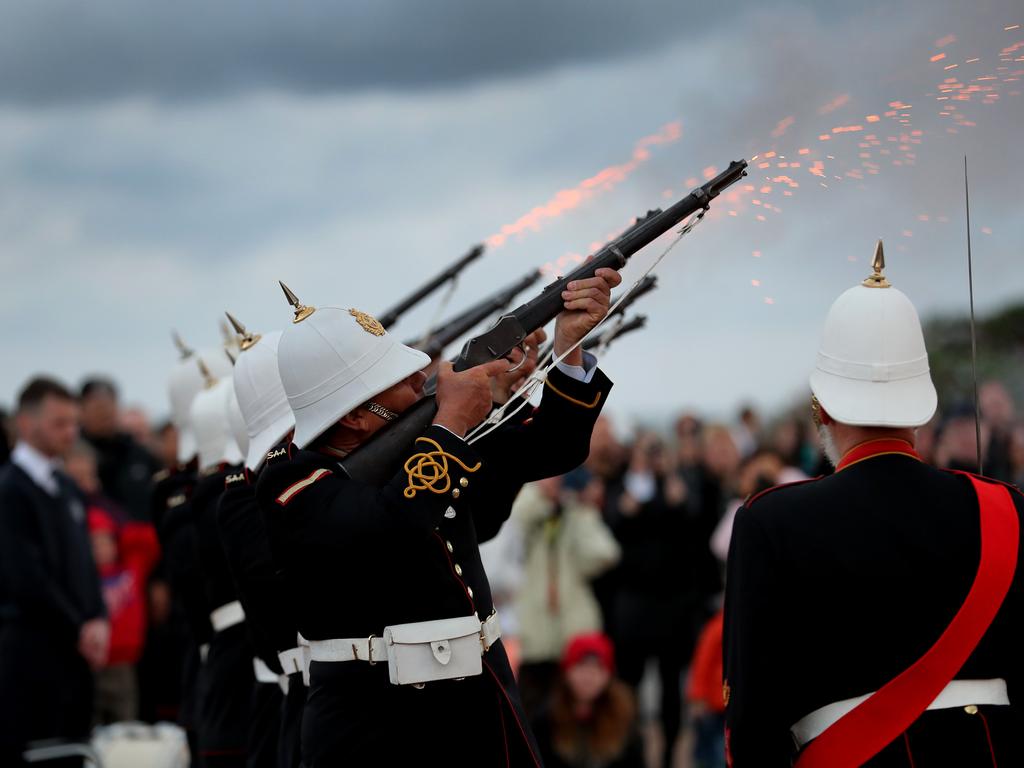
[791,678,1010,747]
[210,600,245,632]
[278,646,305,677]
[309,612,502,664]
[253,657,278,685]
[298,634,311,687]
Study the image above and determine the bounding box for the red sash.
[795,471,1019,768]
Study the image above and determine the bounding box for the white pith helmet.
[809,240,937,428]
[226,312,295,471]
[167,335,233,464]
[225,384,249,463]
[275,282,430,449]
[190,361,244,471]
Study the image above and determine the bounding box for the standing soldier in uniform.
[216,315,306,768]
[256,268,620,767]
[723,242,1024,766]
[190,360,253,766]
[155,339,232,759]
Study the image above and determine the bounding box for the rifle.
[343,159,747,484]
[408,269,543,359]
[376,244,485,329]
[582,313,647,351]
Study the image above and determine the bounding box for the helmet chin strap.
[364,401,399,423]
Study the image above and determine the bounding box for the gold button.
[460,477,469,488]
[965,704,979,715]
[467,587,474,598]
[446,541,454,553]
[452,488,461,499]
[455,564,463,576]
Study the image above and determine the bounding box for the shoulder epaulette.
[153,468,171,484]
[167,493,187,509]
[745,476,823,508]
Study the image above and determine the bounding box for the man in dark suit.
[0,377,108,765]
[724,242,1024,766]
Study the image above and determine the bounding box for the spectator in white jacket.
[514,471,621,718]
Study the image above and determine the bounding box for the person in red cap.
[530,632,644,768]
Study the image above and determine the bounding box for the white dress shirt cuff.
[555,351,599,384]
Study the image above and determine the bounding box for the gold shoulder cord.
[403,437,481,499]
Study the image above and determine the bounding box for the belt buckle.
[352,634,378,665]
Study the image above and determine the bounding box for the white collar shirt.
[11,441,62,497]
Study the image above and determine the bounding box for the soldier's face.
[359,371,427,437]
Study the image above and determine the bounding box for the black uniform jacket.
[193,464,254,756]
[723,449,1024,767]
[157,467,211,648]
[256,365,612,766]
[217,469,298,673]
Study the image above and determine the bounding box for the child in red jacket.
[87,504,160,722]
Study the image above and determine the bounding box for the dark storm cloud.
[0,0,875,104]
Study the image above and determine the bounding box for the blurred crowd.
[1,373,1023,767]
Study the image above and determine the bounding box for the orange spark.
[798,147,810,155]
[930,53,947,63]
[833,125,864,133]
[866,114,881,122]
[935,34,957,47]
[703,166,718,180]
[982,226,993,234]
[771,116,795,138]
[817,94,851,115]
[751,279,761,287]
[752,250,762,258]
[764,297,775,305]
[484,121,682,248]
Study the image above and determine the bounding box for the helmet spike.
[224,311,262,351]
[197,358,217,389]
[172,330,194,360]
[863,239,891,288]
[279,281,316,323]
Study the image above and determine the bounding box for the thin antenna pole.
[964,155,983,474]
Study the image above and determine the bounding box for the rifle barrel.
[377,244,485,329]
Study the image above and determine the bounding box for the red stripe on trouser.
[795,475,1018,768]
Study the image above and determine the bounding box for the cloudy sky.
[2,0,1022,428]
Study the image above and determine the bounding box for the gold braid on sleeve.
[403,437,482,499]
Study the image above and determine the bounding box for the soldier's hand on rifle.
[434,359,510,438]
[490,328,547,404]
[554,267,622,366]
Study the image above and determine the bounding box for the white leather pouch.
[383,615,482,686]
